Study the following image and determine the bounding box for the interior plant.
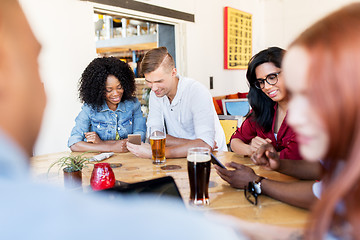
[48,152,91,189]
[48,152,90,173]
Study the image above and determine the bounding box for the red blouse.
[230,104,301,160]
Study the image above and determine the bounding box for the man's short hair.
[140,47,175,74]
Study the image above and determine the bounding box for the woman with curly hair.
[230,47,301,160]
[68,57,146,152]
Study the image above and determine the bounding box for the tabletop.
[30,151,309,228]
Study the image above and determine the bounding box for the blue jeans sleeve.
[68,105,91,147]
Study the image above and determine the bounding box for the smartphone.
[210,153,227,169]
[128,134,141,145]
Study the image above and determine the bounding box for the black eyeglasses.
[244,182,259,205]
[254,72,281,89]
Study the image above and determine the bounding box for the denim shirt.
[68,97,146,147]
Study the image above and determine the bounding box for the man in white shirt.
[127,47,226,158]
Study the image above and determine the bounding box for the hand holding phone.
[210,153,227,169]
[128,134,141,145]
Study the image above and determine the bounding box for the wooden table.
[30,151,309,227]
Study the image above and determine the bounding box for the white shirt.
[147,75,227,151]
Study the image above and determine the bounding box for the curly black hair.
[78,57,136,109]
[246,47,285,132]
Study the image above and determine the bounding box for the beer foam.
[187,154,211,163]
[150,136,166,140]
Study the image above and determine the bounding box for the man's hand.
[249,136,272,154]
[127,142,152,158]
[212,141,218,151]
[215,162,258,189]
[251,143,280,171]
[85,132,102,144]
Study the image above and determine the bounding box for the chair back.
[222,99,250,116]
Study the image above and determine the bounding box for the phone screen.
[210,153,226,169]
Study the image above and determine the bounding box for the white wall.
[138,0,265,95]
[185,0,265,96]
[20,0,97,155]
[263,0,360,48]
[20,0,360,155]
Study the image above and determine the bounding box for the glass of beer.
[149,126,166,164]
[187,147,211,206]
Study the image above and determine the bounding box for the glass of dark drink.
[187,147,211,206]
[149,126,166,164]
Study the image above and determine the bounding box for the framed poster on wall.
[224,7,252,70]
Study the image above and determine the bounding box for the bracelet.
[253,176,265,195]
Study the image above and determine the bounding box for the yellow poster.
[224,7,252,70]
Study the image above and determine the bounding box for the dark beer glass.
[187,147,211,206]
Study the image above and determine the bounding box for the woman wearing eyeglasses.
[230,47,301,160]
[219,4,360,239]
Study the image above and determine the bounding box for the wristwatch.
[253,176,265,195]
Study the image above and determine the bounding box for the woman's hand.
[249,136,272,154]
[114,139,129,153]
[251,143,280,171]
[215,162,258,189]
[85,132,102,144]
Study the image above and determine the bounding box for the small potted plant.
[48,152,90,189]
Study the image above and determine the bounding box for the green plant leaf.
[47,152,93,176]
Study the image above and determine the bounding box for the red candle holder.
[90,163,115,191]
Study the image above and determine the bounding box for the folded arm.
[164,135,211,158]
[231,137,271,156]
[127,134,211,159]
[230,138,252,156]
[70,139,128,153]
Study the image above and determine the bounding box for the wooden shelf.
[96,34,157,53]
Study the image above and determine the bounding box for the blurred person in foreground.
[235,3,360,239]
[0,1,245,239]
[284,3,360,238]
[127,47,227,158]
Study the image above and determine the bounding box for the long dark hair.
[246,47,285,132]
